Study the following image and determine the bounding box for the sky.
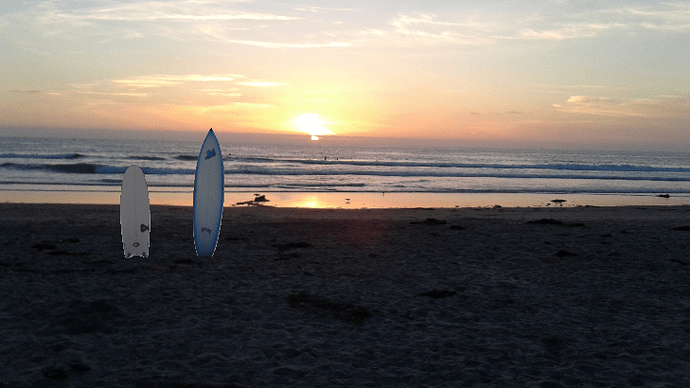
[1,0,689,149]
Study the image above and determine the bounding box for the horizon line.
[0,126,685,152]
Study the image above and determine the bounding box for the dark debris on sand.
[32,243,58,251]
[554,249,578,258]
[272,242,313,252]
[57,299,126,335]
[527,218,563,225]
[411,218,448,225]
[419,289,457,299]
[285,291,373,325]
[527,219,585,227]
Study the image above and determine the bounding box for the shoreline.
[1,187,688,208]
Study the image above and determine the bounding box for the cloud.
[640,22,690,31]
[236,81,286,87]
[511,25,599,40]
[658,94,690,102]
[123,32,144,39]
[182,101,274,114]
[386,10,631,47]
[498,19,626,41]
[10,89,42,94]
[388,13,496,46]
[553,95,689,118]
[1,0,357,50]
[561,84,609,89]
[536,84,632,95]
[203,89,242,98]
[44,70,280,125]
[111,74,244,88]
[6,0,690,55]
[552,95,640,117]
[385,2,690,48]
[44,1,298,23]
[226,40,351,48]
[608,3,690,32]
[58,73,270,107]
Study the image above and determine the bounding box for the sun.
[294,113,333,139]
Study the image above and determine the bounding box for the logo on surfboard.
[140,224,149,232]
[201,227,213,235]
[205,148,216,160]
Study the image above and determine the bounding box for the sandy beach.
[1,203,690,387]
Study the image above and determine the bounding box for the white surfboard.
[193,128,224,257]
[120,165,150,258]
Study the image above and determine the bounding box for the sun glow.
[294,113,333,138]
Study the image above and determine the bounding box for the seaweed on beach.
[272,242,313,252]
[554,249,578,258]
[286,291,372,325]
[527,219,564,225]
[57,299,126,335]
[419,289,457,299]
[527,219,586,227]
[410,218,447,225]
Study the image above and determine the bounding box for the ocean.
[2,135,690,207]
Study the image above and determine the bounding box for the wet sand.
[1,204,690,387]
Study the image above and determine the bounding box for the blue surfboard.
[193,128,224,257]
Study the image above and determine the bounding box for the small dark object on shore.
[47,249,71,256]
[555,249,578,257]
[70,363,91,373]
[420,289,457,299]
[273,242,313,251]
[32,243,58,251]
[527,219,564,225]
[286,291,372,324]
[657,194,671,198]
[527,219,585,227]
[411,218,447,225]
[43,367,68,379]
[236,194,271,206]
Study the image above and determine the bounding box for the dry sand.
[1,203,690,387]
